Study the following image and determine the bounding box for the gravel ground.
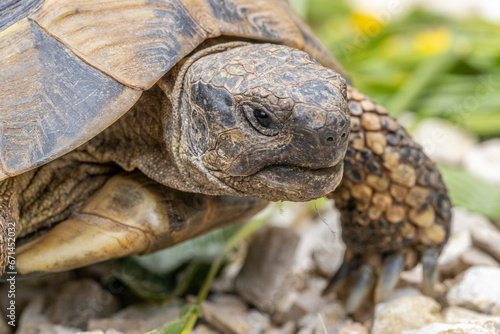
[2,119,500,334]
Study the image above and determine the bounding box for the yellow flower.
[351,11,384,36]
[413,27,453,55]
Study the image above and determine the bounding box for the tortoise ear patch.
[190,82,236,130]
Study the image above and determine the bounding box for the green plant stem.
[180,208,276,334]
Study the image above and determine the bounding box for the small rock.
[80,331,124,334]
[113,299,183,331]
[371,296,442,334]
[464,139,500,186]
[201,294,266,334]
[17,295,82,334]
[472,228,500,263]
[211,259,244,293]
[458,248,499,273]
[401,322,493,334]
[192,324,221,334]
[263,321,295,334]
[387,287,423,301]
[296,329,313,334]
[310,213,345,277]
[0,271,71,319]
[46,279,120,329]
[443,306,497,323]
[471,318,500,333]
[235,227,301,315]
[17,295,50,329]
[247,309,271,332]
[292,204,345,278]
[438,231,472,275]
[280,286,329,324]
[450,208,497,234]
[87,319,147,334]
[413,118,477,165]
[400,264,423,286]
[313,301,350,334]
[446,266,500,315]
[439,208,498,275]
[338,322,369,334]
[27,325,85,334]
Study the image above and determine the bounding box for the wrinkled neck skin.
[159,42,350,202]
[160,43,251,198]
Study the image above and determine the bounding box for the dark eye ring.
[243,104,279,136]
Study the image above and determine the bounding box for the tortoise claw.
[422,248,439,297]
[345,264,376,314]
[374,253,404,303]
[322,253,358,296]
[324,249,432,313]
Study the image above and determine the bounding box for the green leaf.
[146,305,200,334]
[110,258,176,303]
[438,164,500,219]
[133,224,241,275]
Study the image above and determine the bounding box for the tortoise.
[0,0,451,311]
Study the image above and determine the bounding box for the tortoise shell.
[0,0,349,181]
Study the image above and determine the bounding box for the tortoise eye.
[254,109,272,128]
[243,104,280,136]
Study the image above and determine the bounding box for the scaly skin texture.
[330,87,451,268]
[84,43,350,202]
[2,153,118,239]
[0,44,451,307]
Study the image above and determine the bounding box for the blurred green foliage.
[296,0,500,138]
[439,164,500,219]
[295,0,500,220]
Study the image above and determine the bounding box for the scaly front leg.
[325,87,452,312]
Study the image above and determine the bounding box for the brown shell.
[0,0,348,180]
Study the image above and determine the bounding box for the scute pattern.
[0,0,43,30]
[33,0,207,89]
[0,0,349,177]
[0,19,140,179]
[179,0,303,47]
[330,87,452,268]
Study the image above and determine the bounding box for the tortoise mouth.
[257,162,343,177]
[244,161,344,202]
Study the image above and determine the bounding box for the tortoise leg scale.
[14,172,267,274]
[325,87,452,312]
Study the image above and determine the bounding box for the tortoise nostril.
[326,136,334,143]
[340,133,347,140]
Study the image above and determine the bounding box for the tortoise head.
[174,44,350,202]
